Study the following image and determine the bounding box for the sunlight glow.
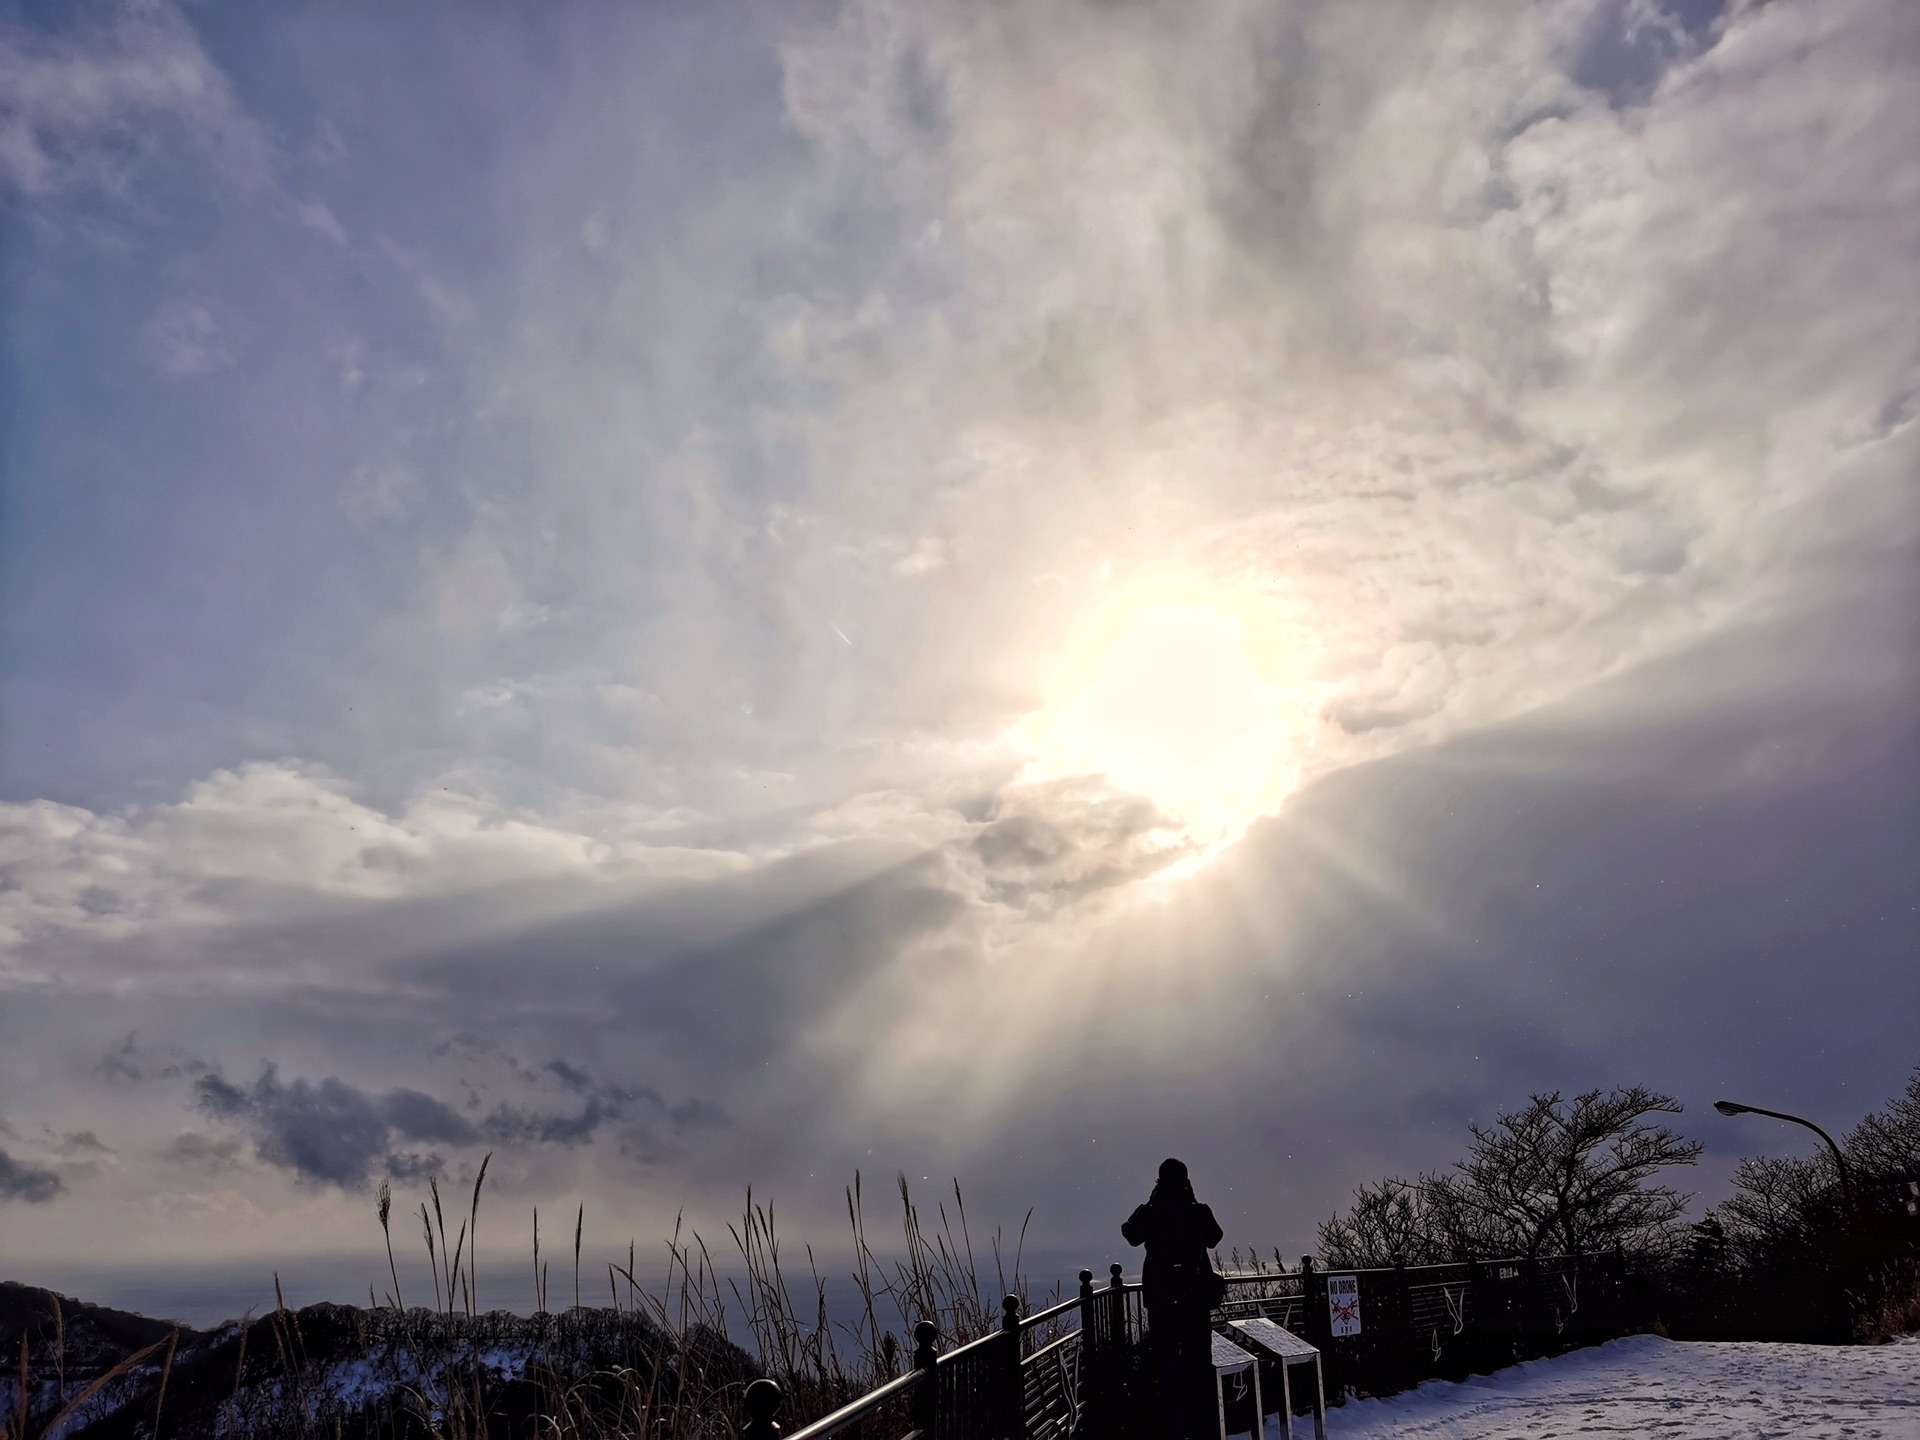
[1021,580,1306,849]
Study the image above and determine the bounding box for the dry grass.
[4,1167,1056,1440]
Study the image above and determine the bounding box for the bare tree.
[1451,1088,1702,1259]
[1845,1065,1920,1181]
[1316,1173,1492,1267]
[1319,1086,1703,1266]
[1715,1152,1836,1258]
[1708,1065,1920,1341]
[1715,1062,1919,1258]
[1317,1180,1436,1268]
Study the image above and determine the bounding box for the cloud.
[0,1,272,197]
[0,762,744,979]
[194,1067,391,1187]
[0,0,1913,1271]
[0,1149,62,1203]
[7,0,1907,909]
[187,1057,721,1188]
[1555,0,1729,108]
[385,1152,447,1183]
[97,1032,210,1083]
[143,297,246,378]
[342,463,422,528]
[476,1096,621,1148]
[958,778,1192,915]
[380,1089,480,1147]
[168,0,1893,886]
[162,1131,246,1171]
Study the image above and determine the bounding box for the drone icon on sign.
[1327,1274,1363,1338]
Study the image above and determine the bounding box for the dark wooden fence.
[748,1252,1646,1440]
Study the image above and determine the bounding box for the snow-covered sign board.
[1327,1274,1362,1338]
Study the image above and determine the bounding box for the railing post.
[1391,1255,1413,1392]
[1521,1255,1543,1358]
[1612,1242,1634,1334]
[743,1378,781,1440]
[1075,1270,1097,1440]
[912,1320,939,1440]
[1299,1257,1336,1401]
[1000,1294,1025,1440]
[1463,1255,1482,1373]
[1298,1256,1321,1346]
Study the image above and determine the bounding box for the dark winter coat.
[1122,1191,1223,1312]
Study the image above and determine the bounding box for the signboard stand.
[1209,1333,1262,1440]
[1224,1318,1328,1440]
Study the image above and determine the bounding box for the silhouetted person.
[1123,1158,1224,1440]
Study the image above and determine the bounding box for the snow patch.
[1314,1334,1920,1439]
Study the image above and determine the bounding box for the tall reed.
[3,1171,1057,1440]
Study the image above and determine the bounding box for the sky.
[1,0,1916,1325]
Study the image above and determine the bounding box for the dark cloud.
[192,1072,254,1119]
[385,1152,446,1182]
[471,1067,733,1166]
[98,1031,209,1083]
[195,1067,390,1186]
[0,1149,62,1203]
[380,1088,479,1146]
[189,1058,714,1186]
[478,1096,619,1147]
[192,1066,395,1185]
[98,1034,144,1082]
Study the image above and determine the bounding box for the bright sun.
[1021,580,1305,845]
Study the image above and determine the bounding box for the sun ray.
[1018,577,1311,854]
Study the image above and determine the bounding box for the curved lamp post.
[1713,1099,1854,1195]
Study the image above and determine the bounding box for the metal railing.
[743,1265,1151,1440]
[742,1251,1644,1440]
[780,1369,927,1440]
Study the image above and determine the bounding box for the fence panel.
[1076,1268,1153,1440]
[1405,1264,1475,1379]
[1021,1331,1080,1440]
[1221,1254,1648,1404]
[933,1334,1008,1440]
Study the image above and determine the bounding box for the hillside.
[0,1282,755,1439]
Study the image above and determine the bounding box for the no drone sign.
[1327,1274,1362,1337]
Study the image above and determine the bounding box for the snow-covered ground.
[1305,1334,1920,1439]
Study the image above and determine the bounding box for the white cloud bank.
[0,763,754,982]
[10,0,1910,936]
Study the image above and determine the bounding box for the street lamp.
[1713,1099,1854,1195]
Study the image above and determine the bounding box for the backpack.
[1204,1257,1228,1309]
